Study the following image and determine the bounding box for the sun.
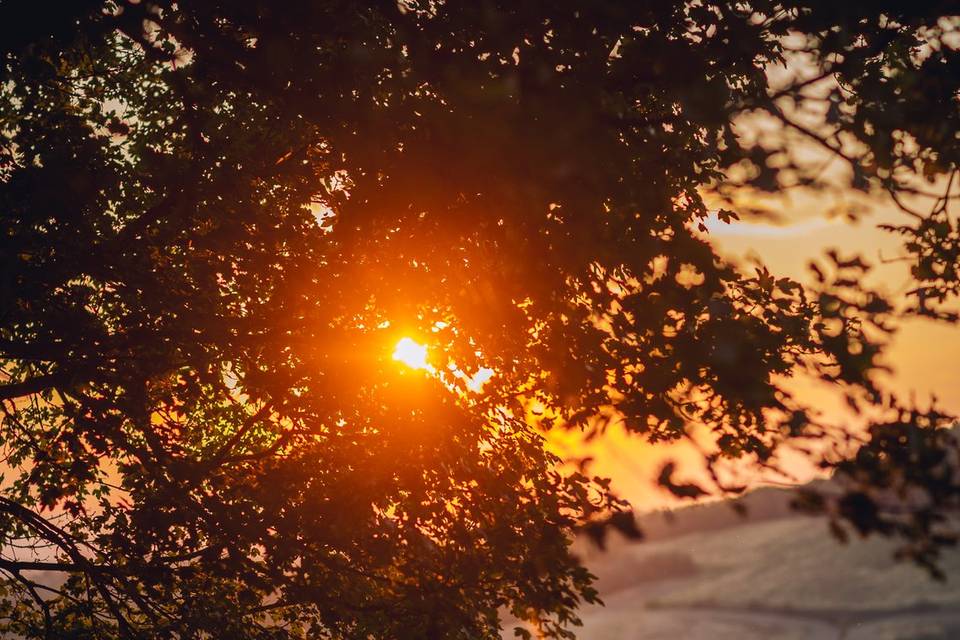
[392,337,430,371]
[391,336,494,393]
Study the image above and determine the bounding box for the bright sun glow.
[393,336,494,393]
[393,337,430,370]
[465,367,494,392]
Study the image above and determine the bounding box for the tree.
[1,1,959,637]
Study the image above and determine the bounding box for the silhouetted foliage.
[1,1,959,638]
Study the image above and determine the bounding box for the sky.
[547,49,960,511]
[551,185,960,512]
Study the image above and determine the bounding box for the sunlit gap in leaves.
[392,337,431,371]
[392,337,494,394]
[390,335,690,504]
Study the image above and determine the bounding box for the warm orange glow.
[393,337,430,371]
[465,367,495,393]
[393,335,495,395]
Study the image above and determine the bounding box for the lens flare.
[393,338,430,370]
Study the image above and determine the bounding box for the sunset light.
[392,337,430,371]
[465,367,495,393]
[9,4,960,639]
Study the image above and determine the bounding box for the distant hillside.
[636,484,806,541]
[555,481,960,640]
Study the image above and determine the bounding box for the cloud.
[701,214,844,238]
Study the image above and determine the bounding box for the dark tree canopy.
[1,1,959,638]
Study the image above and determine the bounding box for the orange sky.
[550,187,960,512]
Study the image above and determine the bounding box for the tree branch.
[0,373,65,402]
